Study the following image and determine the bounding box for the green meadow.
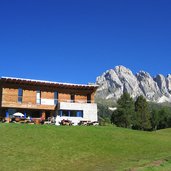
[0,124,171,171]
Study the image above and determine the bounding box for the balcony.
[1,94,94,110]
[1,94,56,110]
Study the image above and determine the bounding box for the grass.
[0,124,171,171]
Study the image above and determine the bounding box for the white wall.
[55,102,98,125]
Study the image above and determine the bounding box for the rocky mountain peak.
[114,65,133,75]
[96,66,171,103]
[136,71,151,79]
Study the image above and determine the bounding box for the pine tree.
[150,109,159,131]
[134,95,151,130]
[111,92,134,128]
[157,107,170,129]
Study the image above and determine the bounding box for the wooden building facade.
[0,77,98,124]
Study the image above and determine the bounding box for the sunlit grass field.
[0,124,171,171]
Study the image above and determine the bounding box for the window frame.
[54,91,58,105]
[59,110,83,117]
[70,94,75,103]
[36,90,41,104]
[18,88,23,103]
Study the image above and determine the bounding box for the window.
[71,94,75,103]
[70,110,77,117]
[59,110,83,117]
[61,110,68,116]
[36,90,41,104]
[18,88,23,103]
[87,94,91,103]
[59,110,62,117]
[54,91,58,105]
[76,111,83,117]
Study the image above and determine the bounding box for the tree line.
[108,93,171,131]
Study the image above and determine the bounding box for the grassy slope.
[0,124,171,171]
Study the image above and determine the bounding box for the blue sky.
[0,0,171,84]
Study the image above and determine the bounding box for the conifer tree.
[134,95,151,130]
[150,109,159,131]
[111,92,134,128]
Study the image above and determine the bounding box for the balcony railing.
[1,94,93,107]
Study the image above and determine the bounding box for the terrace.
[1,93,95,110]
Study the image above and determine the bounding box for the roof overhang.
[0,76,99,91]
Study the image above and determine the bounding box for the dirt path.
[128,159,167,171]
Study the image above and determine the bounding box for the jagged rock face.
[166,74,171,93]
[96,69,123,100]
[114,66,142,98]
[96,66,171,103]
[96,66,142,100]
[154,74,169,96]
[136,71,161,101]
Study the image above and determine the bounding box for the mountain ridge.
[95,65,171,103]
